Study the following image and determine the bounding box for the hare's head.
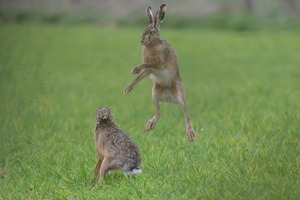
[141,4,166,46]
[96,107,113,123]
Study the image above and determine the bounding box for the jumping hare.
[124,4,196,142]
[94,107,142,183]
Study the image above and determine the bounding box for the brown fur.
[94,107,142,183]
[124,4,196,142]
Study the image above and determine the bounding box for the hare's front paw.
[131,67,141,74]
[187,128,196,142]
[124,85,133,94]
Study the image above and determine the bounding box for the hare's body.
[124,4,196,142]
[143,40,179,88]
[94,107,142,183]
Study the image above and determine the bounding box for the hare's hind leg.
[146,97,160,131]
[176,88,196,142]
[182,103,196,142]
[146,84,161,131]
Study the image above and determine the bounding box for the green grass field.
[0,23,299,199]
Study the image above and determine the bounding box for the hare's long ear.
[147,6,154,24]
[154,4,166,29]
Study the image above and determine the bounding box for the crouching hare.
[124,4,196,142]
[94,107,142,183]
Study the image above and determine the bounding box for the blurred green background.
[1,0,300,30]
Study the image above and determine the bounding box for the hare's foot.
[131,67,141,74]
[146,118,157,131]
[124,85,133,94]
[187,128,196,142]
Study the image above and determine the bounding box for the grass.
[0,23,299,199]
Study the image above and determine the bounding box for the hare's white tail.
[126,168,142,176]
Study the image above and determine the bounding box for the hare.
[124,4,196,142]
[94,107,142,183]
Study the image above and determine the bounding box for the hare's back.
[105,129,140,155]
